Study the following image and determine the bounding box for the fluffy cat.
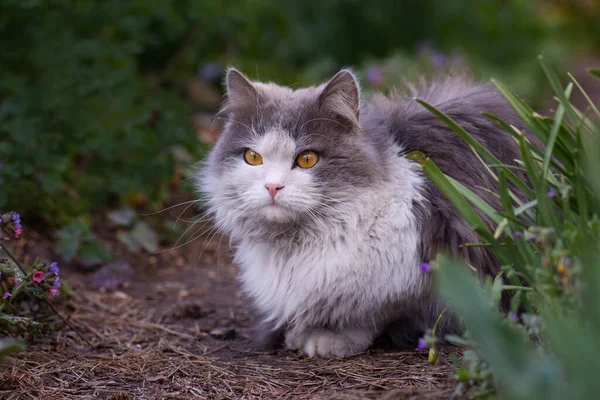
[198,68,525,357]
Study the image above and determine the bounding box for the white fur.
[201,132,427,357]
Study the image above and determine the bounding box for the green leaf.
[541,84,569,180]
[539,56,579,131]
[130,221,159,253]
[116,230,142,253]
[568,73,600,123]
[415,98,535,199]
[0,313,40,327]
[587,68,600,79]
[55,234,81,262]
[408,151,511,265]
[78,241,112,267]
[437,259,560,400]
[107,208,137,226]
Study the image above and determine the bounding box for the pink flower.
[13,278,19,285]
[2,291,11,299]
[49,289,57,297]
[14,228,23,238]
[33,270,45,283]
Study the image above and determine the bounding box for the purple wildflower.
[2,291,10,299]
[561,256,571,267]
[420,262,432,273]
[365,66,384,87]
[514,231,522,238]
[417,338,427,351]
[51,277,61,290]
[547,187,557,198]
[11,212,22,238]
[508,312,519,321]
[49,262,59,275]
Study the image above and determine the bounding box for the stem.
[0,242,95,349]
[432,307,449,336]
[501,285,533,292]
[1,243,28,275]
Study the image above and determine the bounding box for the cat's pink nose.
[265,183,284,199]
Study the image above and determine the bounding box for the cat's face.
[200,69,384,236]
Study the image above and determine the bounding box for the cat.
[197,68,526,358]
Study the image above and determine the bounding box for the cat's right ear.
[225,68,259,107]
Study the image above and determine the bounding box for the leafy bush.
[413,61,600,399]
[0,1,204,224]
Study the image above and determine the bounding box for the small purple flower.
[51,277,61,290]
[508,312,519,321]
[49,262,59,275]
[527,235,536,242]
[2,291,10,299]
[417,338,427,351]
[561,256,571,267]
[420,262,432,273]
[365,66,384,87]
[11,212,22,238]
[514,231,522,238]
[431,52,448,67]
[547,187,557,198]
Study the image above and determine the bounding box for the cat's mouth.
[262,201,296,222]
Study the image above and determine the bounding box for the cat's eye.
[295,150,319,169]
[244,149,263,166]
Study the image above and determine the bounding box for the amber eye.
[244,149,263,166]
[295,150,319,169]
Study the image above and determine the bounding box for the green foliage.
[0,1,203,224]
[414,62,600,399]
[56,218,111,267]
[109,209,159,253]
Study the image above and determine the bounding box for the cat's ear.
[225,68,259,107]
[318,69,360,125]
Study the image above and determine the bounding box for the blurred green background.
[1,0,599,227]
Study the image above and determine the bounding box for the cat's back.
[362,75,525,167]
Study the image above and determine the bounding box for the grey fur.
[199,69,526,353]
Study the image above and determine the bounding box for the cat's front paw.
[300,329,372,358]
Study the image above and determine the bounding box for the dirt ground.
[0,201,457,400]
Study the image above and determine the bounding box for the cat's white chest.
[234,194,424,330]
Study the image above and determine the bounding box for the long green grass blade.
[542,85,569,179]
[568,73,600,123]
[408,152,512,265]
[539,56,580,128]
[446,176,503,225]
[416,99,535,199]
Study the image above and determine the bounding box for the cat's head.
[199,68,385,237]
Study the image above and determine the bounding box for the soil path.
[1,206,455,399]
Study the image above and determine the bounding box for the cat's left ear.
[318,69,360,125]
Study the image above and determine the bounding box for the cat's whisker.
[139,199,201,217]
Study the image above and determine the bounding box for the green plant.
[56,218,112,267]
[411,59,600,399]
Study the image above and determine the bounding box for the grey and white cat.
[198,68,525,357]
